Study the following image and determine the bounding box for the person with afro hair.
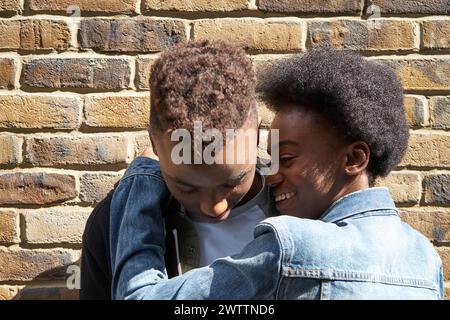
[108,49,443,300]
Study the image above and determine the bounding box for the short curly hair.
[257,49,409,182]
[149,40,257,137]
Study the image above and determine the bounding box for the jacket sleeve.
[110,160,282,300]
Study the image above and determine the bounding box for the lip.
[209,209,231,222]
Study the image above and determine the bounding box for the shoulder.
[83,190,113,248]
[121,156,164,182]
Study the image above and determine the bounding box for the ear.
[344,141,370,176]
[148,131,159,157]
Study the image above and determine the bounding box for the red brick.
[0,247,79,281]
[0,172,76,205]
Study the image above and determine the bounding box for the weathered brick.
[29,0,137,14]
[16,285,79,300]
[84,94,150,129]
[80,173,121,203]
[79,18,187,53]
[193,19,303,52]
[400,208,450,242]
[442,283,449,298]
[23,58,131,90]
[308,20,417,51]
[436,247,450,281]
[0,58,16,89]
[0,210,19,244]
[136,57,156,90]
[371,0,449,15]
[0,0,22,14]
[258,0,362,14]
[143,0,248,11]
[23,207,91,244]
[430,96,450,130]
[423,173,450,206]
[381,58,450,91]
[400,133,450,168]
[0,134,21,165]
[0,172,76,205]
[25,135,128,167]
[0,247,79,281]
[0,19,70,51]
[134,133,151,157]
[0,286,18,300]
[0,94,81,130]
[423,20,450,50]
[404,95,429,128]
[374,171,421,205]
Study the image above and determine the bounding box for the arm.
[110,158,282,300]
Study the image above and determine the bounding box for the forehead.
[269,107,341,146]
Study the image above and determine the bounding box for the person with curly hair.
[109,48,444,299]
[80,40,276,300]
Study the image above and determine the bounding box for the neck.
[331,174,370,209]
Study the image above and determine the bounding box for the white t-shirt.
[189,170,269,266]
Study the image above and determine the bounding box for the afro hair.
[257,49,409,181]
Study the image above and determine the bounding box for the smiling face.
[267,107,354,219]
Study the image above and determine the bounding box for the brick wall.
[0,0,448,300]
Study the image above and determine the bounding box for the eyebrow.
[169,168,252,188]
[267,140,298,154]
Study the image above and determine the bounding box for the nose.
[266,172,283,188]
[200,198,229,217]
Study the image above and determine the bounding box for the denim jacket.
[110,157,444,300]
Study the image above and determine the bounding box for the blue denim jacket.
[110,157,444,300]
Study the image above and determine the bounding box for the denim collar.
[319,187,397,223]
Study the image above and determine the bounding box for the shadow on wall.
[12,259,80,300]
